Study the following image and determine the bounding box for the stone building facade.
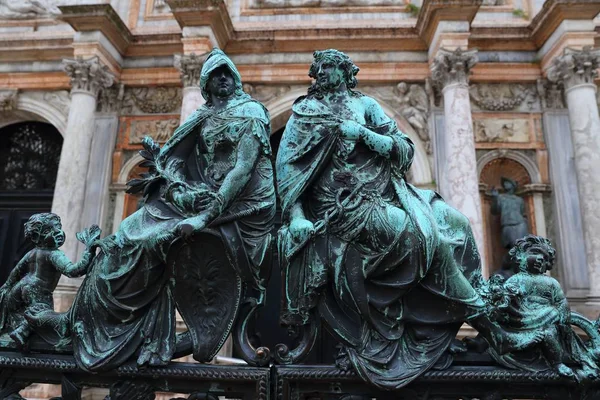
[1,0,600,398]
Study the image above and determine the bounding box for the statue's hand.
[338,120,361,141]
[490,186,499,197]
[289,218,315,244]
[175,212,212,240]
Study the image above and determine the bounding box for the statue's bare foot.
[9,326,28,349]
[556,363,577,380]
[335,347,352,371]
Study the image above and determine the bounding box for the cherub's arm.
[2,253,31,288]
[49,249,91,278]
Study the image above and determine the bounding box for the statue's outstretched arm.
[49,250,91,278]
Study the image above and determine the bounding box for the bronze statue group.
[1,49,599,390]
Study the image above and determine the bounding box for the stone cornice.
[58,4,132,56]
[529,0,600,47]
[416,0,482,46]
[166,0,234,49]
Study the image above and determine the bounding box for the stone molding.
[547,46,600,91]
[63,57,115,97]
[166,0,234,48]
[58,4,132,57]
[416,0,482,46]
[430,48,478,89]
[174,53,206,88]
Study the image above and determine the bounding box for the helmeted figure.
[276,49,496,390]
[70,49,275,372]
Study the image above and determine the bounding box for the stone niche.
[479,156,536,272]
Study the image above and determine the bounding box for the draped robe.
[276,93,486,389]
[70,96,275,372]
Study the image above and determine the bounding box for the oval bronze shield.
[169,232,242,362]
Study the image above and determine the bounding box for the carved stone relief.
[473,118,530,143]
[98,85,125,113]
[0,90,18,111]
[0,0,59,19]
[481,0,506,5]
[242,84,298,104]
[153,0,170,13]
[42,91,70,117]
[470,84,539,112]
[122,87,183,115]
[536,79,565,110]
[130,118,179,144]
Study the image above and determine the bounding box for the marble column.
[547,46,600,302]
[430,48,487,269]
[174,53,206,123]
[53,57,114,261]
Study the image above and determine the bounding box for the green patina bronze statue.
[483,235,600,381]
[275,49,507,389]
[0,213,99,348]
[67,48,276,371]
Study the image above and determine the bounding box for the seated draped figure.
[275,49,600,389]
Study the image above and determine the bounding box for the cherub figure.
[487,235,598,380]
[0,213,99,348]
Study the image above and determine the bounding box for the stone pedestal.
[52,57,114,261]
[431,48,487,270]
[547,47,600,302]
[174,53,206,122]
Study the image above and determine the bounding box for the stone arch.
[477,149,542,184]
[264,89,434,186]
[0,91,69,137]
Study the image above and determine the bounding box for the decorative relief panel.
[129,118,179,144]
[121,87,182,115]
[242,84,300,104]
[473,114,543,147]
[469,84,539,113]
[0,0,59,19]
[474,119,530,143]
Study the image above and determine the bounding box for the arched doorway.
[0,121,63,283]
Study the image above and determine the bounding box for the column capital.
[430,48,478,90]
[174,53,207,88]
[547,46,600,90]
[62,56,115,97]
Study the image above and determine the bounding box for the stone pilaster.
[174,53,206,123]
[547,46,600,303]
[52,56,114,262]
[430,47,487,269]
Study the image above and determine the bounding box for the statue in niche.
[394,81,431,153]
[0,213,99,348]
[482,235,599,380]
[490,177,529,249]
[67,49,276,371]
[275,49,511,389]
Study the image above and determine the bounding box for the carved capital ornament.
[62,57,115,97]
[430,47,478,90]
[547,46,600,91]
